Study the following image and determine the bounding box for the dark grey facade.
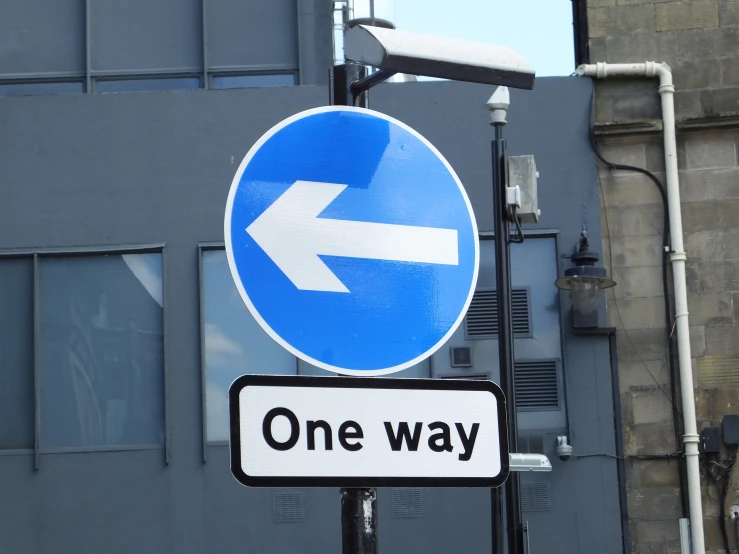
[0,1,624,553]
[0,77,623,554]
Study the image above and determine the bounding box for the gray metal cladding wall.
[0,0,333,89]
[0,78,622,553]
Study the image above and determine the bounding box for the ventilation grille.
[273,492,304,523]
[465,289,531,339]
[521,482,551,512]
[515,360,559,410]
[392,488,423,518]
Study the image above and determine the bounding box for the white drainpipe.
[576,61,704,554]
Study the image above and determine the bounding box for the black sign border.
[228,374,510,488]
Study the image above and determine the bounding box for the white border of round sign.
[224,105,480,376]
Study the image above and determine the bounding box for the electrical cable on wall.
[587,79,690,519]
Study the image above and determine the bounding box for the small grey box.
[508,155,540,223]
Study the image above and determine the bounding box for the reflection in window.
[38,253,165,449]
[0,81,84,96]
[211,73,295,89]
[0,259,34,449]
[95,77,200,93]
[203,250,297,442]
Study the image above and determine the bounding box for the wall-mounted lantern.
[555,228,616,329]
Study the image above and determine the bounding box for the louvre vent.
[521,482,551,512]
[273,492,304,523]
[392,488,423,518]
[515,360,559,410]
[465,289,531,339]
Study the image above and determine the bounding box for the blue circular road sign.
[224,106,479,376]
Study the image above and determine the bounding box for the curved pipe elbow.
[575,61,674,91]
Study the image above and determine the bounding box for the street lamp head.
[554,229,616,315]
[343,24,536,89]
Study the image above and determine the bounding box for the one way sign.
[229,375,510,488]
[224,106,479,377]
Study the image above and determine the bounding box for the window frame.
[0,243,169,467]
[198,242,232,460]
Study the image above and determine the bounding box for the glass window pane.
[203,250,297,442]
[96,77,200,93]
[211,74,295,89]
[39,253,164,449]
[0,258,34,449]
[0,81,84,96]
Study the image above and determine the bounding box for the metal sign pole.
[341,487,379,554]
[330,62,379,554]
[491,106,523,554]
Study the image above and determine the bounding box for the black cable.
[575,452,683,460]
[509,207,525,244]
[721,474,731,554]
[628,452,684,461]
[717,445,738,554]
[587,79,689,518]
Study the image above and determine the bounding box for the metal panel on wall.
[206,0,299,71]
[91,0,202,73]
[0,0,84,77]
[378,487,494,554]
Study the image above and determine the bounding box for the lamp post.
[486,86,524,554]
[330,23,535,554]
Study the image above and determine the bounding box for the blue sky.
[350,0,575,77]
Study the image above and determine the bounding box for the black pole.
[341,488,379,554]
[491,122,523,554]
[331,62,368,108]
[330,62,378,554]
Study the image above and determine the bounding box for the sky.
[347,0,575,78]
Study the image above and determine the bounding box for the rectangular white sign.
[229,375,509,488]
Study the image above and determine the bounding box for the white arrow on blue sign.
[224,106,479,376]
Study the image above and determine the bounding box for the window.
[0,81,84,97]
[0,259,34,449]
[202,249,297,443]
[211,74,295,89]
[38,253,165,449]
[95,77,200,93]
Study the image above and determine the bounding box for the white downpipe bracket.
[576,61,704,554]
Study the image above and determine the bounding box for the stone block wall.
[585,2,739,552]
[587,0,739,121]
[599,129,739,553]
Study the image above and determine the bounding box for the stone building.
[582,0,739,552]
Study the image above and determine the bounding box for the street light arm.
[344,24,536,89]
[350,69,396,97]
